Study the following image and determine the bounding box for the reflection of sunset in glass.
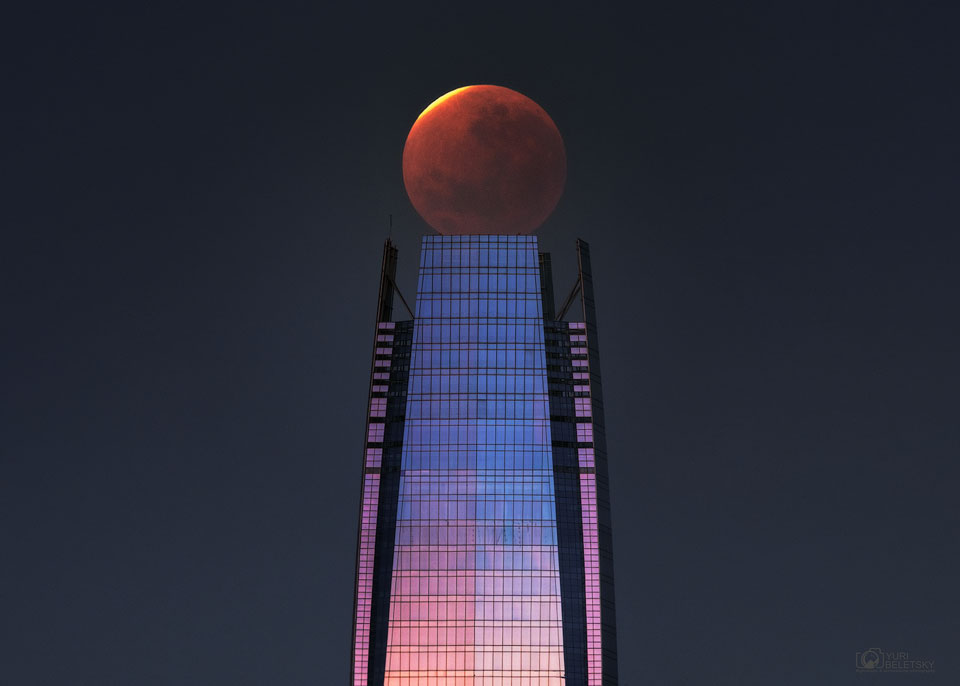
[352,236,613,684]
[385,238,565,683]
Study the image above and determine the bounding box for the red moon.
[402,85,566,235]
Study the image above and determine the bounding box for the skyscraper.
[351,234,618,685]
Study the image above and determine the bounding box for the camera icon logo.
[857,648,884,670]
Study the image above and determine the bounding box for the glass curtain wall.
[383,235,566,685]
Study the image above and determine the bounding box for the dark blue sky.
[3,2,958,684]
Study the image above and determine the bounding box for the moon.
[402,85,566,235]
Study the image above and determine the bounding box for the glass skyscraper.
[351,235,617,685]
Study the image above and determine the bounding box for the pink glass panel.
[576,423,594,443]
[353,472,381,686]
[574,398,592,418]
[578,448,595,469]
[580,473,602,686]
[367,423,384,443]
[370,398,387,418]
[365,448,382,469]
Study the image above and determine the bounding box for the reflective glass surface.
[384,236,566,685]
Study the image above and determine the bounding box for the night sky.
[4,2,959,684]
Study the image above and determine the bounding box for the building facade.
[351,235,617,685]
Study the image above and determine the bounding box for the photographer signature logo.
[856,648,935,673]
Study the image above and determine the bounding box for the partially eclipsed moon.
[402,85,566,235]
